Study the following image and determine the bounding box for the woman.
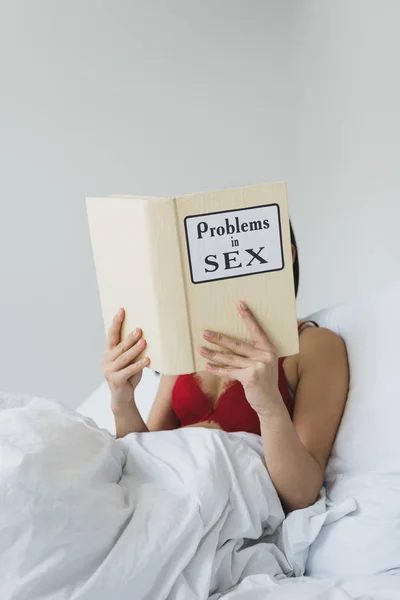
[102,225,349,512]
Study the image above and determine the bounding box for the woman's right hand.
[101,308,150,412]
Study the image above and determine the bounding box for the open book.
[86,183,299,374]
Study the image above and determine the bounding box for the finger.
[199,346,251,368]
[205,363,239,378]
[111,328,143,359]
[107,309,125,349]
[114,357,150,383]
[114,338,147,370]
[238,301,273,348]
[202,330,258,358]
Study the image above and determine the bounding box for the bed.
[1,280,399,599]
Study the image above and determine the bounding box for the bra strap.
[298,320,319,334]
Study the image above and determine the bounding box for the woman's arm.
[102,309,151,438]
[114,376,180,435]
[258,327,348,511]
[147,375,180,431]
[113,376,180,437]
[113,403,149,437]
[199,303,349,512]
[102,311,180,436]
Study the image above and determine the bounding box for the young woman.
[101,225,349,512]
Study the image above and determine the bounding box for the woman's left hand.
[199,302,282,418]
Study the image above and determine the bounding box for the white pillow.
[306,279,400,578]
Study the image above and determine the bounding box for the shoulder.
[292,327,349,474]
[298,326,348,371]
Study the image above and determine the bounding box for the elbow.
[284,491,320,513]
[283,472,324,512]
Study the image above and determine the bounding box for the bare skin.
[102,303,349,513]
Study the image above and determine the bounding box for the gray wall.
[1,1,400,408]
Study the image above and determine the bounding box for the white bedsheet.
[216,573,400,599]
[1,392,397,600]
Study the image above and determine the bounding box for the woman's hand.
[198,302,282,418]
[101,308,150,412]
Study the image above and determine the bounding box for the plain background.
[1,1,400,409]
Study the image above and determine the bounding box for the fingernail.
[199,346,208,355]
[141,357,149,365]
[132,328,139,336]
[203,330,214,339]
[240,301,247,310]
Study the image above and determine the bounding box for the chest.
[193,354,299,406]
[193,372,235,406]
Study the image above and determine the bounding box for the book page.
[86,196,193,374]
[175,183,299,372]
[145,197,193,373]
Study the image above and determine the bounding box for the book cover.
[86,183,299,374]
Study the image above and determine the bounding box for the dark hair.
[290,221,299,297]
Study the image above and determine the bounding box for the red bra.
[171,322,317,435]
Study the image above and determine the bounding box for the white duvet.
[0,392,397,600]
